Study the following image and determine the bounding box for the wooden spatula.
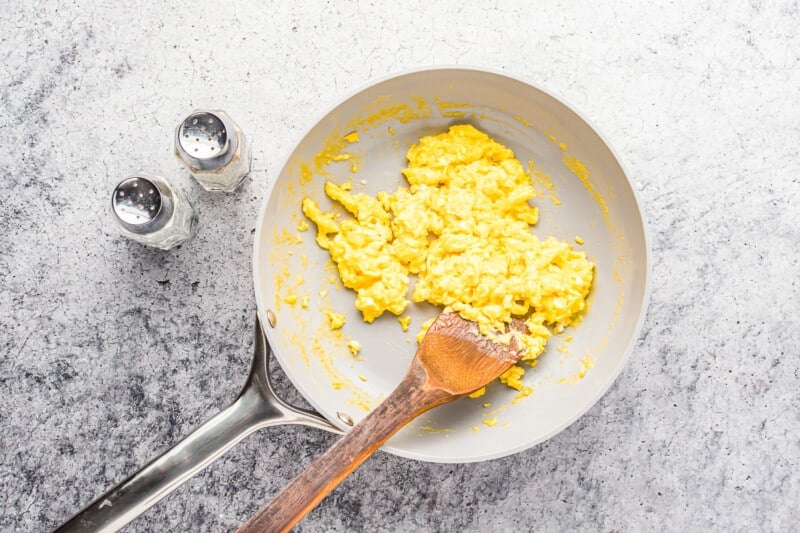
[237,312,526,533]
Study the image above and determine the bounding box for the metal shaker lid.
[176,111,238,171]
[112,175,174,234]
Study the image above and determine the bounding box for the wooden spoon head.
[416,312,527,395]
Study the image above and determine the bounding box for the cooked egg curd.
[303,124,594,387]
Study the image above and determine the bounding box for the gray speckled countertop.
[2,1,799,531]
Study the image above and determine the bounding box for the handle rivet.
[336,412,354,426]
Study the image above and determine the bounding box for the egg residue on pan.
[302,124,594,391]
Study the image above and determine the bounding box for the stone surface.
[1,1,798,531]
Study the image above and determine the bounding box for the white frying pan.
[254,66,650,463]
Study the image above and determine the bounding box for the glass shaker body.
[174,110,251,192]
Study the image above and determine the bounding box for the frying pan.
[255,66,650,462]
[58,67,649,531]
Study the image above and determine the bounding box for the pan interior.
[254,68,648,463]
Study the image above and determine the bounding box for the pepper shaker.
[111,173,197,250]
[174,110,252,192]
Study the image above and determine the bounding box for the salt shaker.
[174,110,252,192]
[111,173,197,250]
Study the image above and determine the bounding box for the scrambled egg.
[397,315,411,332]
[303,124,594,389]
[347,340,362,357]
[327,311,346,330]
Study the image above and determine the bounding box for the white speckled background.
[1,1,798,531]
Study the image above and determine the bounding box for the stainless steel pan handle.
[56,317,340,533]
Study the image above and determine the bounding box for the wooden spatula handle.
[237,363,451,533]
